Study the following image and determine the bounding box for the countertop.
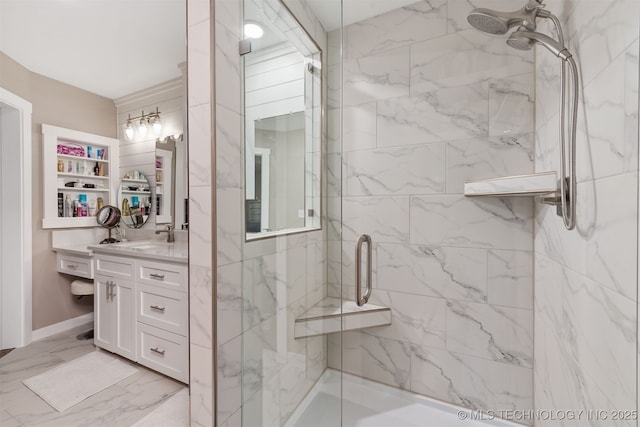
[86,240,188,264]
[51,243,94,257]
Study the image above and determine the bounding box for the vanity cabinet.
[93,252,188,383]
[94,254,136,360]
[42,124,119,229]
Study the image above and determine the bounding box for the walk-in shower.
[468,0,579,230]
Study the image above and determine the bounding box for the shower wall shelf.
[464,171,558,197]
[294,297,391,339]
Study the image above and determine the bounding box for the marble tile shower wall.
[325,0,537,417]
[214,1,330,426]
[533,0,640,424]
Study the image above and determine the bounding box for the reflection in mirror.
[244,0,322,239]
[119,170,151,228]
[155,134,187,228]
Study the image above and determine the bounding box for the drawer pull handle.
[67,264,78,270]
[150,305,166,312]
[149,273,165,280]
[150,347,165,355]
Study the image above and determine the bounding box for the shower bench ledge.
[464,171,558,197]
[294,297,391,339]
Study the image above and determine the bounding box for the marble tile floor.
[0,323,187,426]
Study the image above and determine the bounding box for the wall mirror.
[243,0,322,240]
[156,134,188,229]
[118,170,151,228]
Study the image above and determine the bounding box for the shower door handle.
[355,234,372,306]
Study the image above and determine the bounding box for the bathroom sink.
[114,241,161,250]
[129,244,160,250]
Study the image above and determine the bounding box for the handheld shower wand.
[467,1,579,230]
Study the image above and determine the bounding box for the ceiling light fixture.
[123,108,162,141]
[244,22,264,39]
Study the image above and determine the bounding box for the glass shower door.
[333,0,537,425]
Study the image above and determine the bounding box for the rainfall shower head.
[467,0,547,35]
[506,30,572,60]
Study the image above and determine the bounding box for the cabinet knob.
[67,264,78,270]
[150,305,166,312]
[149,273,165,280]
[150,347,165,356]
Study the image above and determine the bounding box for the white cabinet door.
[94,274,114,351]
[113,279,135,360]
[94,273,135,361]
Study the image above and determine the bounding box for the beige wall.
[0,51,117,330]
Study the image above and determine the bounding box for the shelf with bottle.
[121,190,152,195]
[44,124,119,229]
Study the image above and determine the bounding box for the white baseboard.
[31,312,94,342]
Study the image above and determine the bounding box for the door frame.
[0,87,32,349]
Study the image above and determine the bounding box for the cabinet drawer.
[137,323,188,383]
[136,260,187,292]
[57,254,93,279]
[137,284,188,336]
[95,255,134,279]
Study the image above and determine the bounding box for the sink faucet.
[155,225,175,242]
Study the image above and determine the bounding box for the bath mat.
[23,350,137,412]
[132,388,189,426]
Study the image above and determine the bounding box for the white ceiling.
[306,0,420,32]
[0,0,186,100]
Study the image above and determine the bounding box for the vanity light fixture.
[123,107,162,141]
[244,22,264,39]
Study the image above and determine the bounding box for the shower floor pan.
[286,369,521,427]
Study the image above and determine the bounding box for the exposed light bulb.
[244,23,264,39]
[124,120,134,141]
[138,117,148,138]
[150,115,162,136]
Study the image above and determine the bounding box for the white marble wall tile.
[190,344,214,427]
[343,47,410,106]
[217,262,242,346]
[188,0,209,26]
[190,186,213,267]
[624,39,639,174]
[360,333,411,390]
[282,0,318,42]
[306,335,326,382]
[328,29,342,66]
[190,264,213,349]
[366,290,447,349]
[327,63,342,110]
[217,187,243,266]
[215,21,241,114]
[244,255,278,332]
[343,102,377,152]
[346,143,445,196]
[217,335,242,425]
[327,331,364,377]
[188,19,212,108]
[377,84,489,148]
[346,0,447,60]
[446,301,533,368]
[305,240,326,308]
[566,0,640,86]
[488,250,533,310]
[242,373,280,427]
[410,195,533,250]
[489,74,534,137]
[446,133,534,193]
[283,247,308,309]
[446,0,527,33]
[220,408,241,427]
[585,173,638,301]
[411,345,532,413]
[326,153,344,197]
[533,255,564,331]
[188,103,213,187]
[577,52,626,182]
[216,0,241,37]
[562,266,636,410]
[342,196,410,243]
[410,30,532,94]
[242,316,281,405]
[216,104,242,189]
[377,243,488,303]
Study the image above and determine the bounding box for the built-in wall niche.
[42,124,119,229]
